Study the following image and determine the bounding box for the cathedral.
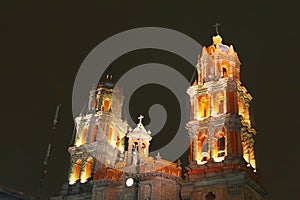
[51,33,265,200]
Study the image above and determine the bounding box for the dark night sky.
[0,1,299,199]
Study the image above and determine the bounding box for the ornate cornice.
[68,142,97,155]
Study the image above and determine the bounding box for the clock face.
[125,177,134,187]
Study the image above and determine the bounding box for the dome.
[219,44,229,51]
[103,74,115,89]
[103,80,114,88]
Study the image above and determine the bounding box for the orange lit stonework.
[68,75,128,185]
[52,34,264,200]
[64,75,182,200]
[183,34,264,199]
[186,34,257,168]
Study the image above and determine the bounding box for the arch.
[196,131,209,163]
[103,97,110,112]
[141,142,147,154]
[85,157,93,181]
[213,128,226,160]
[82,128,88,144]
[221,61,230,78]
[132,141,139,153]
[205,191,216,200]
[207,46,215,55]
[198,94,209,118]
[217,135,226,157]
[74,159,82,182]
[201,142,209,162]
[91,125,98,142]
[214,92,224,115]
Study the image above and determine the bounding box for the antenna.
[36,104,61,199]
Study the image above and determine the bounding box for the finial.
[177,159,182,168]
[105,65,113,80]
[213,22,221,35]
[138,115,144,124]
[155,152,162,160]
[213,35,223,45]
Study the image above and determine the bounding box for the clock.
[125,177,134,187]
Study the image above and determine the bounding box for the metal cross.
[213,23,221,35]
[138,115,144,124]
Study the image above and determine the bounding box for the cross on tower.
[213,23,221,35]
[138,115,144,124]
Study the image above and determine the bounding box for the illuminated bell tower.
[67,74,128,185]
[125,115,152,169]
[183,34,265,199]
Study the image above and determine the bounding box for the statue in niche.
[199,95,209,118]
[141,142,146,154]
[132,153,137,165]
[132,141,139,154]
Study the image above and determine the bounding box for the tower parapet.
[198,34,240,84]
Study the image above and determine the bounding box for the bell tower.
[182,34,265,199]
[125,115,152,168]
[67,74,128,185]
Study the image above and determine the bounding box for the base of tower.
[182,157,265,200]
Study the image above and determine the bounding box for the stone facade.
[182,34,265,200]
[51,34,265,200]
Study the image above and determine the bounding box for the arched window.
[218,93,224,114]
[82,128,87,144]
[207,46,215,55]
[214,92,224,115]
[91,125,98,142]
[85,157,93,180]
[221,61,230,78]
[215,129,226,158]
[217,135,226,157]
[197,131,209,163]
[201,142,209,162]
[74,159,82,182]
[141,142,147,154]
[103,97,110,112]
[198,95,209,118]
